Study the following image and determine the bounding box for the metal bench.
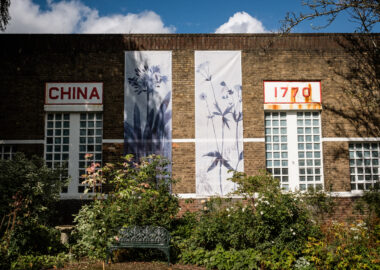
[106,225,170,265]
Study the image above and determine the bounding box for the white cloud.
[215,12,267,33]
[4,0,175,33]
[80,10,175,34]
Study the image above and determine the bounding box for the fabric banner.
[124,51,172,160]
[195,51,244,195]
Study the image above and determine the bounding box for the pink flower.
[84,153,93,159]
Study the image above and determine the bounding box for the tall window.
[45,112,103,196]
[0,145,15,160]
[349,142,379,190]
[265,111,323,191]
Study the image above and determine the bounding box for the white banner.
[195,51,244,195]
[124,51,172,160]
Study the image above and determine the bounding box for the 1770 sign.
[264,81,322,110]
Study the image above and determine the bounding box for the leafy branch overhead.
[0,0,10,31]
[281,0,380,33]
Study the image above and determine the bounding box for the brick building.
[0,34,379,222]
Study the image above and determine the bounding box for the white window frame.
[265,111,324,191]
[349,142,379,190]
[44,112,103,199]
[0,144,15,160]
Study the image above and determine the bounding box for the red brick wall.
[0,34,378,223]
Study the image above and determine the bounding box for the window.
[349,142,379,190]
[0,145,15,160]
[265,111,324,191]
[45,112,103,196]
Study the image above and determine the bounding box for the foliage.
[180,244,297,270]
[0,153,67,258]
[303,221,380,269]
[0,153,67,228]
[355,187,380,222]
[73,154,180,260]
[10,253,71,270]
[0,0,10,31]
[7,223,65,256]
[281,0,380,33]
[178,171,321,269]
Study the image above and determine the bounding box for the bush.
[73,154,180,260]
[180,244,297,270]
[177,171,326,269]
[182,172,319,254]
[0,153,66,227]
[0,153,67,259]
[10,253,71,270]
[304,221,380,269]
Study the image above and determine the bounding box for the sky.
[3,0,379,34]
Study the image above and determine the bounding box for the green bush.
[182,172,319,254]
[0,153,67,260]
[304,221,380,269]
[7,223,65,256]
[73,154,180,260]
[180,244,297,270]
[177,171,327,269]
[0,153,66,227]
[10,253,71,270]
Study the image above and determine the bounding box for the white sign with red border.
[263,81,322,110]
[44,82,103,111]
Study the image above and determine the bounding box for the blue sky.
[4,0,378,33]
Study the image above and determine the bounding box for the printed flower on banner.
[126,61,171,160]
[197,59,243,195]
[203,151,233,172]
[128,65,168,95]
[196,61,212,81]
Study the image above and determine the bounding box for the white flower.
[200,199,206,204]
[292,232,296,235]
[226,208,230,212]
[260,211,264,215]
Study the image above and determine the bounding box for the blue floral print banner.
[195,51,244,195]
[124,51,172,160]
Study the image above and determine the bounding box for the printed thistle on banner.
[125,63,171,159]
[197,60,243,195]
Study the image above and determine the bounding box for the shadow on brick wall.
[324,35,380,138]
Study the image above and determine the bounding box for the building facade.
[0,34,379,222]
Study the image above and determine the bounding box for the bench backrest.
[118,226,170,246]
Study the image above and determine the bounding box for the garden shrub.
[303,221,380,269]
[182,171,319,253]
[73,154,180,260]
[0,153,67,260]
[0,153,66,227]
[10,253,71,270]
[180,244,297,270]
[178,171,325,269]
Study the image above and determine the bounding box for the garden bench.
[106,225,170,265]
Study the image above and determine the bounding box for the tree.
[280,0,380,138]
[281,0,380,33]
[0,0,10,31]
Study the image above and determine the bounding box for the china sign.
[45,82,103,105]
[264,81,321,110]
